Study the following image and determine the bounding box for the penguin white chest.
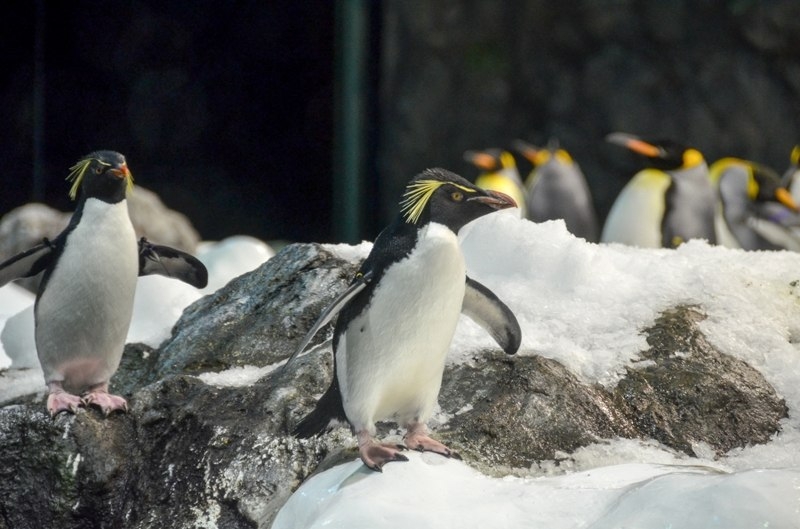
[339,222,467,430]
[35,198,139,389]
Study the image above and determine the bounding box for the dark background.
[1,1,344,243]
[2,1,800,245]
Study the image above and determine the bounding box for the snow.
[273,452,800,529]
[198,362,282,388]
[3,213,800,528]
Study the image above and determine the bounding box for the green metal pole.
[333,0,368,243]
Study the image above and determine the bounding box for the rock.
[0,244,790,528]
[127,186,201,252]
[152,243,361,380]
[438,353,636,472]
[613,306,787,456]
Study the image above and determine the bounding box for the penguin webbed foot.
[47,386,84,418]
[357,431,409,472]
[82,384,128,416]
[404,423,460,460]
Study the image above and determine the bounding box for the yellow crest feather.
[399,179,476,224]
[400,180,445,224]
[66,159,95,200]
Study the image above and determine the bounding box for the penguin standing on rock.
[601,133,717,248]
[0,151,208,416]
[289,168,521,471]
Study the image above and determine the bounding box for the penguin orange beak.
[109,164,131,179]
[775,188,799,212]
[606,132,665,158]
[465,151,500,171]
[469,189,517,210]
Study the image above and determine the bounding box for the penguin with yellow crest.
[289,168,520,471]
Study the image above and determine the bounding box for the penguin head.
[66,150,133,203]
[464,148,516,173]
[513,139,574,168]
[399,168,517,232]
[748,163,798,211]
[606,132,704,172]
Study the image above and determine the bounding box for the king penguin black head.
[66,150,133,203]
[399,168,517,232]
[606,133,704,172]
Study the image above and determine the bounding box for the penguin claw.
[358,437,410,472]
[47,391,84,418]
[82,391,128,416]
[403,430,456,459]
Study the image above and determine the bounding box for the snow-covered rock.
[1,214,799,529]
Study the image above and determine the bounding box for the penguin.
[781,145,800,203]
[710,157,800,250]
[463,148,527,217]
[514,139,599,242]
[0,151,208,416]
[601,132,717,248]
[289,168,521,471]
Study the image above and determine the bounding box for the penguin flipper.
[462,276,521,355]
[282,270,373,372]
[138,237,209,288]
[0,238,56,287]
[293,379,347,438]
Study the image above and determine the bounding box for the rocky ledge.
[0,243,788,529]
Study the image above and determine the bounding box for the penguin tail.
[293,382,347,439]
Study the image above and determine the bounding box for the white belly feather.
[35,198,138,390]
[338,222,466,433]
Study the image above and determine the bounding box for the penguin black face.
[400,168,517,232]
[66,150,133,204]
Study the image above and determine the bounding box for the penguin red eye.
[94,166,103,174]
[451,191,464,202]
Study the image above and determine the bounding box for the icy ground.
[2,214,800,528]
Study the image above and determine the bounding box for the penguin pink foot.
[404,422,460,459]
[47,382,83,417]
[82,383,128,416]
[357,430,408,472]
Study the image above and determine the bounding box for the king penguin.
[601,132,717,248]
[710,157,800,250]
[0,151,208,416]
[781,145,800,203]
[464,148,527,217]
[514,139,599,242]
[289,168,521,471]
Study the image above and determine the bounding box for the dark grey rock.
[0,246,789,528]
[127,186,202,253]
[152,243,361,380]
[438,352,637,472]
[613,306,787,456]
